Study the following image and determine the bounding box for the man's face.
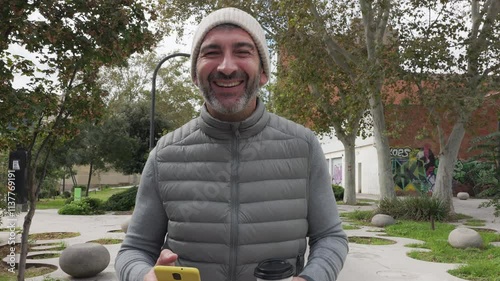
[195,26,268,121]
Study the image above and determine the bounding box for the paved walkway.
[1,195,498,281]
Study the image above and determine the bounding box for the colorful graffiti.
[331,158,343,185]
[391,145,437,193]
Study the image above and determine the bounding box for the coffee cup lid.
[254,259,294,280]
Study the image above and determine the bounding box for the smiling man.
[115,7,348,281]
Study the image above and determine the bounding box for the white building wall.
[319,134,380,195]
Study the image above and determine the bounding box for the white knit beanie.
[190,7,270,82]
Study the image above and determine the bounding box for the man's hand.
[143,250,178,281]
[292,277,307,281]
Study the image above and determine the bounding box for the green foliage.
[0,151,8,226]
[97,52,201,174]
[332,184,345,201]
[62,191,71,199]
[468,131,500,217]
[58,197,104,215]
[38,175,60,199]
[377,196,450,221]
[103,186,138,211]
[1,2,160,276]
[65,196,74,205]
[341,210,375,223]
[454,160,497,196]
[83,197,104,211]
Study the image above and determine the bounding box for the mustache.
[209,71,247,81]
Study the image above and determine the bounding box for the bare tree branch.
[482,62,500,79]
[471,0,481,41]
[480,0,493,17]
[476,0,500,46]
[469,0,500,75]
[359,0,376,60]
[375,0,391,45]
[308,2,357,78]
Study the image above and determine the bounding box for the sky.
[9,22,195,90]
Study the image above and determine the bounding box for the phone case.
[154,265,201,281]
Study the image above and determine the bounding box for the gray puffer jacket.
[115,100,348,281]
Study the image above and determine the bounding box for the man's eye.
[204,51,219,56]
[236,50,251,55]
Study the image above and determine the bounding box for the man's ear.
[259,71,268,86]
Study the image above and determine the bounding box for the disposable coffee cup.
[254,259,294,281]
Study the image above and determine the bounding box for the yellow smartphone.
[154,265,201,281]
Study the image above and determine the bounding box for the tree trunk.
[343,139,357,205]
[86,160,93,197]
[433,122,466,214]
[369,94,396,199]
[68,166,77,186]
[17,169,35,281]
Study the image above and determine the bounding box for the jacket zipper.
[229,125,240,281]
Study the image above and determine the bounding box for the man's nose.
[217,53,238,75]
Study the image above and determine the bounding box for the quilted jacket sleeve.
[298,134,349,281]
[115,148,169,281]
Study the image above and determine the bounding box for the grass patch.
[464,219,486,227]
[0,263,58,280]
[88,238,123,245]
[36,187,128,210]
[468,228,499,234]
[0,227,22,233]
[385,220,500,280]
[449,213,473,221]
[337,201,373,206]
[88,187,127,201]
[340,210,374,225]
[366,229,385,233]
[27,253,61,260]
[29,232,80,240]
[342,224,361,230]
[30,241,67,252]
[349,236,396,245]
[37,198,66,210]
[405,243,429,249]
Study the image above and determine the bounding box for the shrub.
[377,196,450,221]
[332,185,344,201]
[58,197,105,215]
[84,197,104,211]
[348,210,374,222]
[103,186,138,211]
[62,191,71,198]
[58,200,92,215]
[377,197,407,218]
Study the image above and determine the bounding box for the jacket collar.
[199,98,269,139]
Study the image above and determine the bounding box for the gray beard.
[198,72,261,115]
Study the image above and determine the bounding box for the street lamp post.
[150,52,190,150]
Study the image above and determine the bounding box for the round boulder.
[457,192,470,200]
[121,217,131,233]
[371,214,395,227]
[448,227,483,249]
[59,243,110,278]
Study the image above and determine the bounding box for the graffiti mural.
[331,158,343,185]
[391,144,437,193]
